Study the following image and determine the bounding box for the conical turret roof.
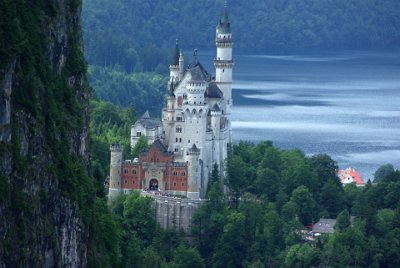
[217,2,231,34]
[171,39,180,66]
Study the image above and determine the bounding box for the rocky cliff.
[0,0,91,266]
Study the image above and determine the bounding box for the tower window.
[137,132,142,137]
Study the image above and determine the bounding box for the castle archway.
[149,179,159,191]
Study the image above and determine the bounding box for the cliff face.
[0,0,90,266]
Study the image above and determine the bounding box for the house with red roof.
[338,168,365,187]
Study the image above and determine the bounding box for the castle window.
[182,182,185,187]
[133,180,135,184]
[173,171,178,176]
[188,139,191,143]
[132,170,136,175]
[179,138,182,143]
[124,169,128,174]
[137,132,142,137]
[173,182,177,187]
[176,126,182,133]
[176,138,178,142]
[175,148,178,152]
[125,180,127,184]
[181,171,186,176]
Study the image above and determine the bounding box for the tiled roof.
[217,5,231,34]
[136,110,161,129]
[338,168,365,186]
[312,218,336,234]
[206,82,223,98]
[187,62,211,82]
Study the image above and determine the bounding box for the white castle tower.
[214,2,234,143]
[109,143,122,200]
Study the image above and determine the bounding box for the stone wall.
[141,192,205,233]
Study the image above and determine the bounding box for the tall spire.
[193,49,199,65]
[217,2,231,34]
[171,39,180,66]
[222,1,229,23]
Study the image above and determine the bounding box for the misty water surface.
[198,50,400,180]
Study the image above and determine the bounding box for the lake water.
[199,50,400,180]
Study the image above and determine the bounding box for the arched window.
[181,171,186,176]
[132,169,136,175]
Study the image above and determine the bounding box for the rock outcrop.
[0,1,90,266]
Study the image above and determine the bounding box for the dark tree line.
[83,0,400,68]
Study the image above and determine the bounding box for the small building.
[130,111,162,148]
[338,168,365,187]
[311,218,336,235]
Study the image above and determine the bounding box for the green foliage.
[101,191,205,267]
[87,198,122,267]
[171,245,205,268]
[335,209,351,231]
[374,163,395,182]
[88,65,167,114]
[0,175,9,202]
[90,99,135,181]
[132,136,149,158]
[83,0,400,58]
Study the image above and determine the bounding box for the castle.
[109,4,233,200]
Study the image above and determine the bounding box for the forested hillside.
[83,0,400,64]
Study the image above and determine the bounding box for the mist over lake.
[198,50,400,180]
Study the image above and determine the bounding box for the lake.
[199,49,400,180]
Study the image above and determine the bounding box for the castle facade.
[109,5,233,200]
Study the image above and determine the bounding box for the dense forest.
[83,0,400,61]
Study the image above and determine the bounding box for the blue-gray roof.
[217,5,231,34]
[206,82,223,98]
